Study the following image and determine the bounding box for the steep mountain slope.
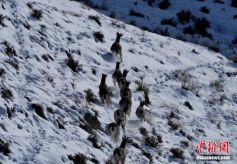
[0,0,237,163]
[85,0,237,56]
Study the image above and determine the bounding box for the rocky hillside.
[0,0,237,163]
[83,0,237,57]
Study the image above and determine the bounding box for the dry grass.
[175,69,200,95]
[135,76,148,92]
[210,80,224,92]
[160,101,179,111]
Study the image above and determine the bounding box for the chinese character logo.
[196,140,230,161]
[196,140,205,154]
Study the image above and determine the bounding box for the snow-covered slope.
[0,0,237,163]
[86,0,237,57]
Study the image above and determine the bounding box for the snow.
[0,0,236,163]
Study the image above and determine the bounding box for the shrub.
[91,68,96,75]
[93,31,104,43]
[47,107,54,114]
[194,17,210,29]
[142,150,153,162]
[88,15,101,26]
[158,0,171,10]
[42,54,54,62]
[31,9,43,20]
[0,123,7,132]
[31,103,47,120]
[1,87,13,102]
[208,46,220,52]
[194,17,211,37]
[176,10,192,24]
[88,134,101,149]
[160,18,177,27]
[155,27,169,36]
[109,12,116,18]
[84,89,98,105]
[79,123,93,134]
[2,41,17,57]
[192,49,199,54]
[144,135,160,147]
[214,0,224,4]
[142,26,151,31]
[231,0,237,8]
[129,49,136,54]
[0,139,11,156]
[175,69,189,81]
[0,14,6,27]
[197,128,205,135]
[27,3,33,9]
[105,159,113,164]
[147,0,155,7]
[152,128,163,143]
[131,142,140,149]
[200,6,209,14]
[179,129,186,137]
[129,9,145,18]
[183,26,195,35]
[186,135,194,140]
[184,101,193,110]
[6,105,15,119]
[139,127,148,137]
[131,66,139,72]
[77,49,81,56]
[65,52,82,72]
[57,119,66,129]
[0,68,6,78]
[5,59,19,70]
[68,153,87,164]
[170,148,184,159]
[232,37,237,44]
[90,158,99,164]
[180,140,189,147]
[226,71,237,77]
[2,4,5,10]
[129,20,136,26]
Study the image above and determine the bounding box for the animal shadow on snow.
[101,52,116,63]
[127,119,142,127]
